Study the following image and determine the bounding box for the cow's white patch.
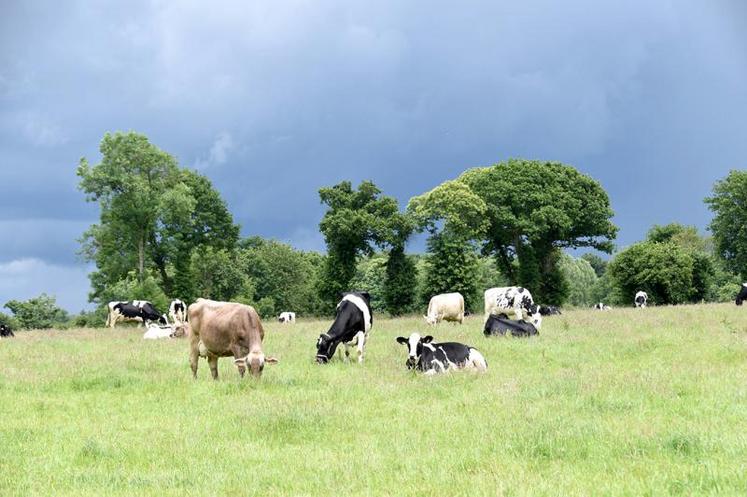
[339,294,372,333]
[466,348,488,372]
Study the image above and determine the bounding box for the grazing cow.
[187,298,278,379]
[316,292,372,364]
[278,311,296,324]
[107,301,168,328]
[736,284,747,306]
[484,286,542,329]
[168,299,187,324]
[0,324,14,338]
[635,291,648,308]
[538,305,562,316]
[424,292,464,325]
[395,333,487,375]
[483,314,538,337]
[594,302,611,311]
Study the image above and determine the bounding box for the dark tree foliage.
[608,241,697,305]
[458,159,617,304]
[705,170,747,279]
[383,246,417,316]
[78,132,240,306]
[317,181,403,312]
[422,234,481,312]
[5,294,69,330]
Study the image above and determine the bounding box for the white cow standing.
[635,291,648,308]
[424,292,465,325]
[484,286,542,329]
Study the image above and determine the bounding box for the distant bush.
[4,293,69,330]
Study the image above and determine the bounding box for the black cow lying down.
[483,314,538,337]
[538,305,561,316]
[395,332,487,375]
[0,324,14,337]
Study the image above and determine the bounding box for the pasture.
[1,304,747,496]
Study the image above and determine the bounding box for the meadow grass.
[1,304,747,496]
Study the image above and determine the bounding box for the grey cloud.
[0,0,745,311]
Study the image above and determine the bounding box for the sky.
[1,0,746,311]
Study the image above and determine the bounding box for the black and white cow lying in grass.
[538,305,561,316]
[736,284,747,306]
[594,302,611,311]
[483,315,538,337]
[0,324,14,338]
[316,292,372,364]
[395,333,487,375]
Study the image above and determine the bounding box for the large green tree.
[317,181,403,311]
[77,132,239,305]
[705,170,747,279]
[559,254,599,307]
[458,159,617,304]
[407,181,488,310]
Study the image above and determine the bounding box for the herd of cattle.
[2,284,746,378]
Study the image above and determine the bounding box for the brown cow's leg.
[189,346,200,379]
[208,354,219,380]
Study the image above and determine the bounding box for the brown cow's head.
[236,352,279,378]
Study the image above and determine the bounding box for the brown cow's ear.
[265,356,279,365]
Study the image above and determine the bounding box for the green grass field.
[1,304,747,496]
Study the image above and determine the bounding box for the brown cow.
[187,298,278,379]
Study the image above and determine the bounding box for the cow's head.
[157,314,169,325]
[526,304,542,329]
[423,314,438,326]
[315,333,339,364]
[396,333,433,369]
[170,323,189,338]
[235,352,279,378]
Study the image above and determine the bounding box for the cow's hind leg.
[355,332,367,364]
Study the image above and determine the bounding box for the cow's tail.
[468,348,488,372]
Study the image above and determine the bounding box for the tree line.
[1,132,745,329]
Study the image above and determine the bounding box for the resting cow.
[316,292,372,364]
[594,302,611,311]
[168,299,187,324]
[0,324,14,338]
[736,284,747,306]
[278,311,296,324]
[484,286,542,329]
[635,291,648,308]
[483,314,538,337]
[106,300,168,328]
[538,305,561,316]
[143,324,175,340]
[424,292,464,325]
[395,333,487,375]
[187,298,278,379]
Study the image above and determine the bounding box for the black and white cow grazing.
[395,333,487,375]
[484,286,542,329]
[635,291,648,308]
[169,299,187,324]
[483,315,538,337]
[594,302,611,311]
[538,305,561,316]
[736,284,747,306]
[0,324,14,337]
[107,301,168,328]
[316,292,372,364]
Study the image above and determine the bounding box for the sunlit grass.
[1,304,747,496]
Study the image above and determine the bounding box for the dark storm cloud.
[1,0,745,310]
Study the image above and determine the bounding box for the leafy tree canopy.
[5,294,69,330]
[705,170,747,279]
